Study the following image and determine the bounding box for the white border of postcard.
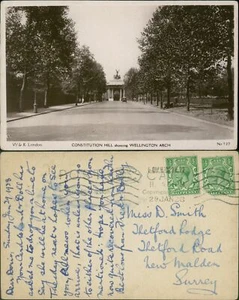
[1,1,238,150]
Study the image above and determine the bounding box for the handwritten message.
[2,156,142,298]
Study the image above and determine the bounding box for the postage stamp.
[166,156,200,196]
[202,156,235,195]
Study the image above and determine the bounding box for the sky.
[68,3,158,81]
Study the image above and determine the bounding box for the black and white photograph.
[1,1,238,150]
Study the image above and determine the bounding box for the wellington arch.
[105,70,125,101]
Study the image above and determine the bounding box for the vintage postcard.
[0,1,238,150]
[1,151,238,299]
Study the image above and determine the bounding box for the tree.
[6,7,41,111]
[6,6,77,110]
[77,46,100,101]
[214,6,234,119]
[61,47,83,103]
[62,45,106,103]
[137,5,235,118]
[24,6,77,107]
[138,7,181,107]
[124,68,139,100]
[91,62,107,100]
[165,6,233,112]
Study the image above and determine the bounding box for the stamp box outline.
[166,155,200,196]
[202,156,235,195]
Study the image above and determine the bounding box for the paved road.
[7,101,233,141]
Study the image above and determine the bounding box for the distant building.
[106,70,125,101]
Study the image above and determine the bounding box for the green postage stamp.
[166,156,200,196]
[202,156,235,195]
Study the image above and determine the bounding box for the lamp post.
[33,90,37,113]
[75,86,79,106]
[33,78,42,113]
[33,82,38,113]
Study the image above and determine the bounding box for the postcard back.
[1,151,238,299]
